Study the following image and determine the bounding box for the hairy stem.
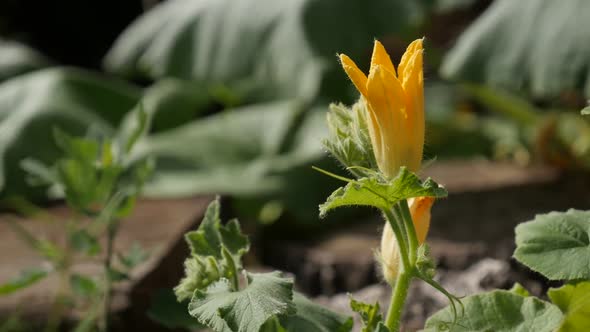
[385,269,412,332]
[398,199,419,265]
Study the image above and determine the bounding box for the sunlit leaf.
[320,168,447,217]
[548,281,590,332]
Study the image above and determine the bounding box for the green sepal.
[324,102,376,178]
[319,167,447,218]
[416,244,436,280]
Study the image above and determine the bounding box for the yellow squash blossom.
[380,196,434,284]
[339,39,425,178]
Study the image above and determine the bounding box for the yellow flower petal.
[366,65,408,177]
[398,38,424,83]
[409,196,434,243]
[339,54,368,97]
[337,38,425,178]
[370,40,396,78]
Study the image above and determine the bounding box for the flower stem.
[385,269,412,332]
[398,199,419,265]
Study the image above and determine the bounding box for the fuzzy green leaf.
[175,198,250,301]
[423,290,563,332]
[278,292,353,332]
[320,168,447,217]
[349,297,384,332]
[514,209,590,280]
[175,256,222,302]
[548,281,590,332]
[185,199,250,261]
[188,272,295,332]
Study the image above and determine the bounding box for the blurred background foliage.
[0,0,589,230]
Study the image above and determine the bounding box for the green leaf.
[514,209,590,280]
[548,281,590,332]
[69,229,100,256]
[175,198,250,301]
[116,103,149,157]
[147,289,204,330]
[188,272,295,332]
[508,282,530,297]
[132,100,324,198]
[175,256,222,302]
[581,106,590,116]
[0,39,49,82]
[117,242,149,269]
[108,268,129,282]
[349,297,384,332]
[279,292,353,332]
[185,199,224,258]
[184,199,249,262]
[0,267,49,295]
[320,168,447,217]
[104,0,419,102]
[70,274,98,298]
[441,0,590,99]
[423,290,563,332]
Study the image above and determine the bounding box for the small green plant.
[0,106,153,332]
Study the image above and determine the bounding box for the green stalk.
[102,222,117,332]
[385,269,412,332]
[383,199,421,331]
[398,199,419,265]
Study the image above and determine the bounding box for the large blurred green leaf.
[0,68,140,199]
[0,39,49,82]
[441,0,590,99]
[129,100,327,197]
[104,0,419,102]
